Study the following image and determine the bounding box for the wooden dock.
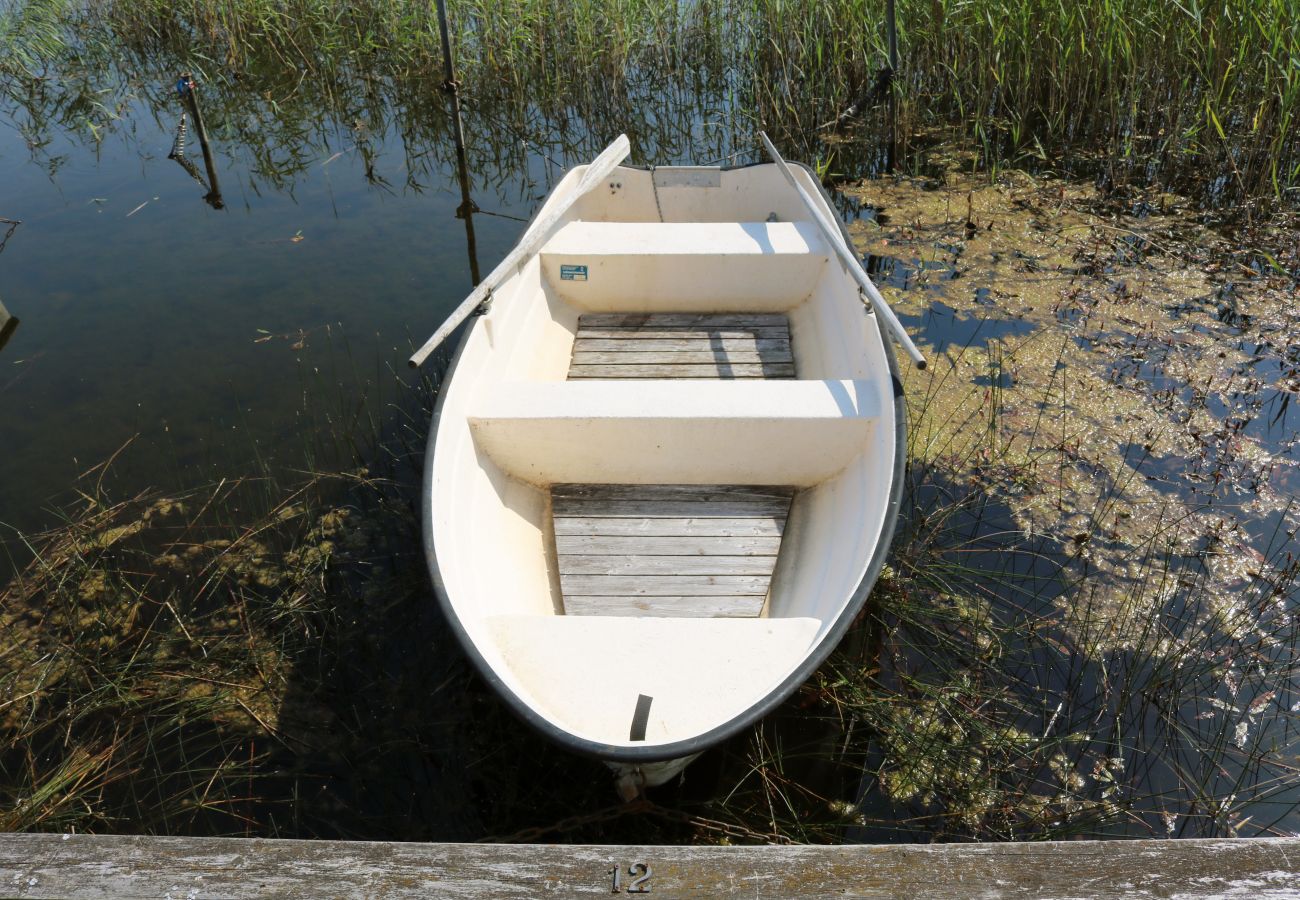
[3,832,1300,898]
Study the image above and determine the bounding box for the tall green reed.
[4,0,1296,199]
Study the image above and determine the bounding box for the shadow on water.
[833,464,1300,840]
[896,301,1036,357]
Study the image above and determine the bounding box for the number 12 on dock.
[610,862,652,892]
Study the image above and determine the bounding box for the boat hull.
[421,160,907,779]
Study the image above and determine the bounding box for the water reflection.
[168,75,225,210]
[0,29,922,537]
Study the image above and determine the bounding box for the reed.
[2,0,1297,200]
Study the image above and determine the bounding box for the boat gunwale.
[421,161,909,763]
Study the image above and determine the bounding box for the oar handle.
[409,134,633,369]
[758,132,926,370]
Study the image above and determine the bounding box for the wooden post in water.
[885,0,898,171]
[0,296,18,355]
[434,0,480,289]
[178,73,224,209]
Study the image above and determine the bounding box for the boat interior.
[430,163,898,750]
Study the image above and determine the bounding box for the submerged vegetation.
[3,0,1300,845]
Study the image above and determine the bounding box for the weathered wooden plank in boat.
[575,329,792,341]
[571,350,789,365]
[569,363,795,379]
[568,312,795,382]
[560,555,778,576]
[555,535,781,556]
[551,447,793,617]
[553,484,794,502]
[579,312,790,328]
[552,516,787,537]
[560,574,773,595]
[577,338,790,351]
[563,595,765,617]
[552,498,790,518]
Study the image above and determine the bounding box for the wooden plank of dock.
[3,832,1300,899]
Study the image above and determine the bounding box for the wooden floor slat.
[559,574,775,596]
[578,313,790,328]
[563,596,764,617]
[561,555,778,576]
[553,484,793,503]
[552,516,786,537]
[553,498,790,519]
[553,483,794,617]
[570,363,794,379]
[554,534,781,556]
[567,312,795,381]
[574,328,793,341]
[571,350,791,365]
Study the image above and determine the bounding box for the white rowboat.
[416,135,910,795]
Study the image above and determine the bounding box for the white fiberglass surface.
[428,161,897,747]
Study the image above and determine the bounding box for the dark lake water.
[0,96,551,534]
[0,73,769,538]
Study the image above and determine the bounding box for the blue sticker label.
[560,264,588,282]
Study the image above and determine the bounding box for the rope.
[168,110,187,159]
[0,218,21,259]
[649,165,665,222]
[167,111,209,189]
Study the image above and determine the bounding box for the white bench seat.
[466,379,880,486]
[540,221,829,311]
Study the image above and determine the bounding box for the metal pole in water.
[434,0,480,288]
[178,74,224,209]
[885,0,898,171]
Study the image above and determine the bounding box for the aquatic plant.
[692,160,1300,842]
[1,0,1298,201]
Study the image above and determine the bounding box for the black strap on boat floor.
[629,694,653,741]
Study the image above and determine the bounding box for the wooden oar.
[408,133,632,368]
[758,131,927,369]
